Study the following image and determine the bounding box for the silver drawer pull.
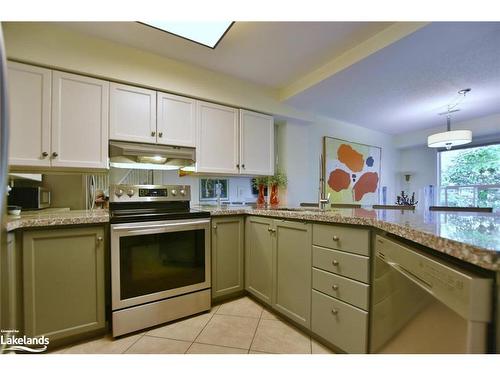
[332,260,339,266]
[331,308,338,315]
[332,235,340,241]
[332,284,339,291]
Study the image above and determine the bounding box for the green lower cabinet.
[211,216,244,299]
[312,289,368,353]
[273,220,312,328]
[23,226,106,342]
[245,216,274,304]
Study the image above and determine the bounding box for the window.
[439,144,500,209]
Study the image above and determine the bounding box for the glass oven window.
[119,229,205,300]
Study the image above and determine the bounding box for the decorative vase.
[257,184,266,206]
[270,184,279,206]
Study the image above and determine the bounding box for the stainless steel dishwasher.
[370,235,493,353]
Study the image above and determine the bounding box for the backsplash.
[9,169,258,210]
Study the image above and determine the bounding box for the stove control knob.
[180,189,186,196]
[115,189,124,198]
[127,189,135,198]
[171,189,177,197]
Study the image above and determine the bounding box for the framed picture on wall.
[323,136,381,205]
[199,178,229,201]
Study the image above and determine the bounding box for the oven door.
[111,218,211,310]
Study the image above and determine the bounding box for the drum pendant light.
[427,89,473,150]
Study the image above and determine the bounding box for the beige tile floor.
[52,296,335,354]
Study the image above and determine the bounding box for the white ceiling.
[56,21,392,88]
[286,22,500,134]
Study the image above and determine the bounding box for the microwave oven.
[8,186,51,209]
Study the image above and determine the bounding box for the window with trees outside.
[439,143,500,209]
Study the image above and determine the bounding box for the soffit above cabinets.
[54,21,394,89]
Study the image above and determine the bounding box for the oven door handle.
[112,219,210,232]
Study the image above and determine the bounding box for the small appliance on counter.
[7,186,51,210]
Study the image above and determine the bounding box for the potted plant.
[252,176,269,206]
[269,171,287,207]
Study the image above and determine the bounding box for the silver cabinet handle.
[332,284,339,291]
[42,151,48,158]
[213,225,217,230]
[52,152,58,158]
[97,236,103,242]
[331,308,338,315]
[332,235,340,241]
[332,260,339,266]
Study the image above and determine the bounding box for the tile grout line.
[184,306,219,354]
[121,332,147,354]
[247,307,264,354]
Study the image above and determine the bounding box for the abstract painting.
[323,136,381,205]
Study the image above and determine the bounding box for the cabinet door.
[196,101,239,174]
[157,92,196,147]
[109,83,157,143]
[2,232,22,331]
[245,216,274,304]
[51,71,109,168]
[239,110,274,175]
[23,226,105,342]
[7,62,51,167]
[273,220,312,328]
[211,217,244,299]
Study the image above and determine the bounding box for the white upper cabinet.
[51,71,109,169]
[109,83,157,143]
[157,92,196,147]
[7,62,52,167]
[196,101,239,174]
[239,109,274,176]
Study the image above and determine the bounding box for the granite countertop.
[196,205,500,271]
[6,209,109,231]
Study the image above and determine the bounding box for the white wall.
[396,146,438,205]
[277,116,399,206]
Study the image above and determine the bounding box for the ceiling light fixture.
[427,89,472,150]
[138,21,234,48]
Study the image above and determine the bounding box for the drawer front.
[312,268,369,310]
[313,224,370,256]
[312,290,368,354]
[313,245,369,283]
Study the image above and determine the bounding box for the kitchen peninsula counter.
[196,205,500,271]
[6,209,109,232]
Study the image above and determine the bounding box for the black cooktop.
[109,201,210,224]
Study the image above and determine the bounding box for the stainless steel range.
[109,184,211,337]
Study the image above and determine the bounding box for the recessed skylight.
[139,21,234,48]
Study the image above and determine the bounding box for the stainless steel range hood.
[109,141,196,170]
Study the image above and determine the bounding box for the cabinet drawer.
[312,268,369,310]
[313,224,370,256]
[312,290,368,353]
[313,246,369,283]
